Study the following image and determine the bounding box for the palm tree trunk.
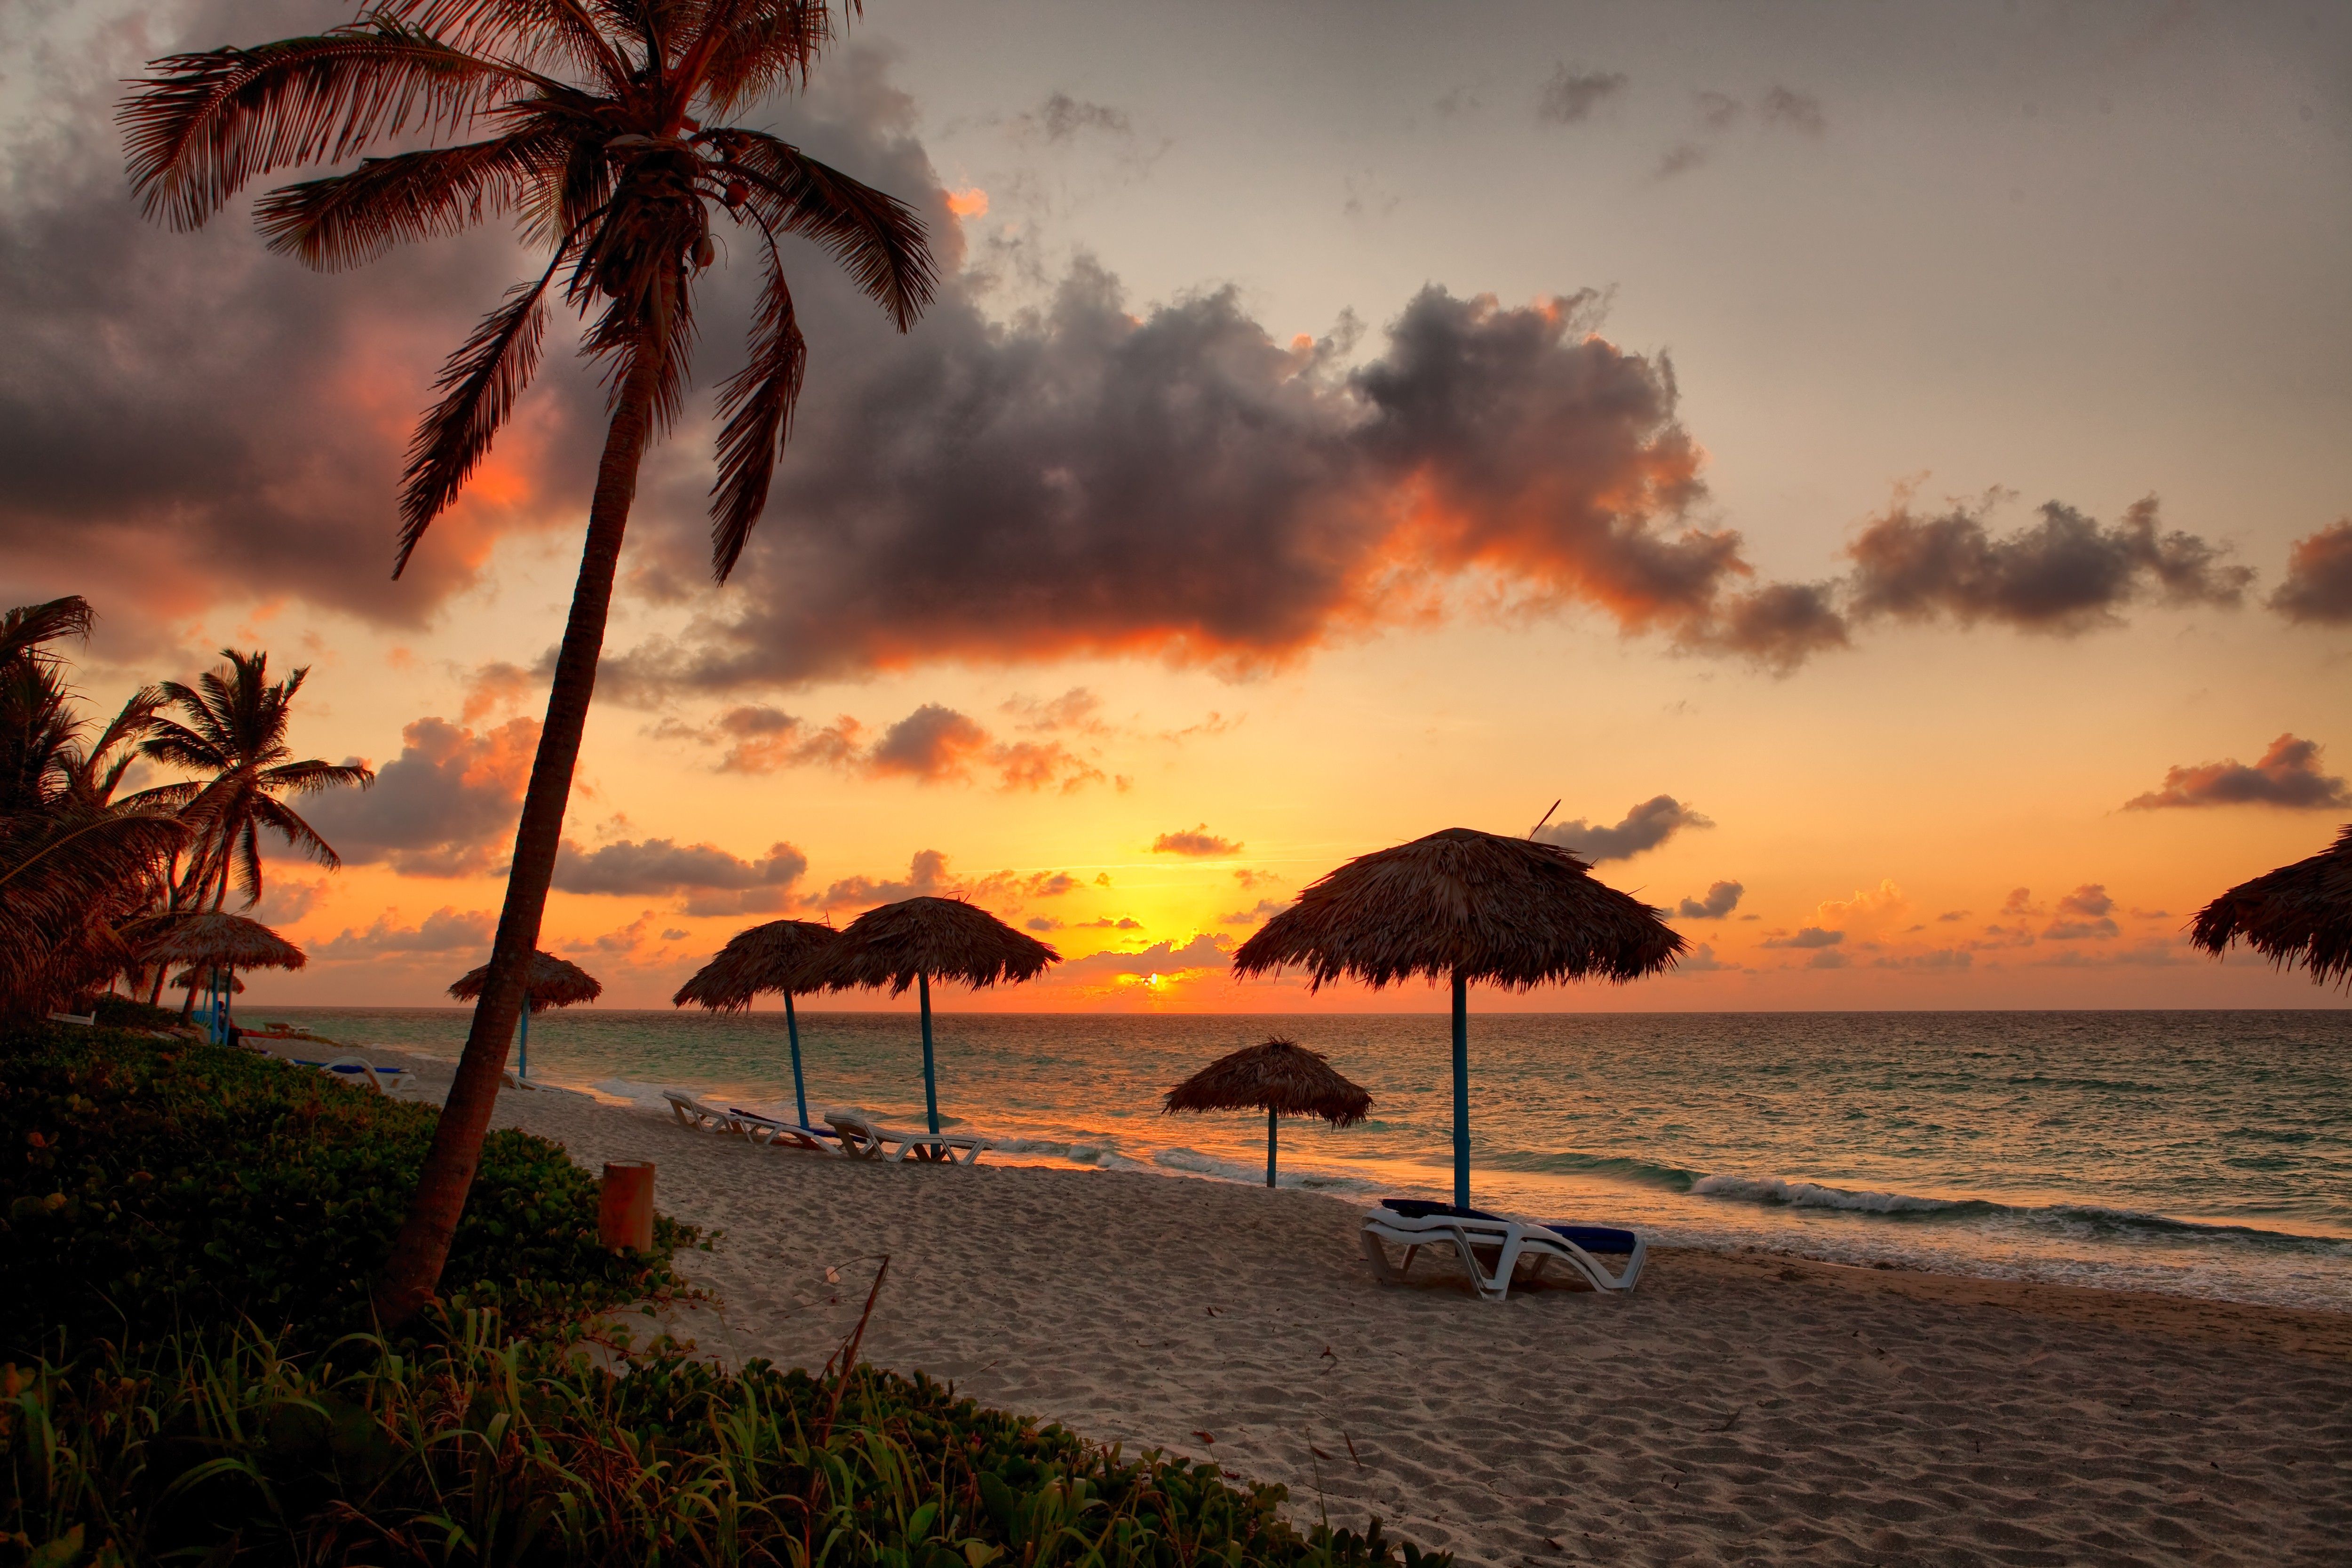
[372,340,663,1329]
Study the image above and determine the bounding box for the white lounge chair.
[727,1105,849,1156]
[825,1111,992,1165]
[1359,1199,1646,1302]
[299,1056,397,1094]
[665,1090,745,1135]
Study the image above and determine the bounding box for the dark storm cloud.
[1536,66,1629,125]
[2123,734,2350,811]
[1534,795,1710,863]
[304,716,537,876]
[0,0,603,635]
[2269,520,2352,625]
[1845,496,2252,632]
[1677,880,1744,919]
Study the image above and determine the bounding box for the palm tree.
[0,599,187,1019]
[136,650,374,920]
[121,0,936,1323]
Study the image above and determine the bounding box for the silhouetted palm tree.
[122,0,935,1321]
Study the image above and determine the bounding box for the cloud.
[1763,926,1844,949]
[1696,91,1743,131]
[552,837,807,915]
[567,910,667,957]
[1221,899,1292,926]
[1936,909,1971,922]
[249,876,329,927]
[1002,688,1106,735]
[2041,885,2120,940]
[803,848,955,914]
[2269,520,2352,624]
[2054,884,2114,918]
[313,906,495,962]
[1055,934,1233,984]
[1153,824,1243,857]
[1025,916,1064,932]
[304,717,537,877]
[698,701,1104,791]
[1534,795,1710,862]
[2124,734,2350,811]
[1536,66,1628,125]
[1806,947,1851,969]
[611,268,1849,688]
[461,661,538,724]
[2000,888,2043,917]
[869,703,991,780]
[1016,92,1134,143]
[1076,915,1144,930]
[1872,948,1971,971]
[1758,87,1827,135]
[1846,494,2251,633]
[1673,942,1736,972]
[1676,880,1744,919]
[1232,868,1282,890]
[1655,142,1709,178]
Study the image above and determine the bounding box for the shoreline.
[281,1042,2352,1563]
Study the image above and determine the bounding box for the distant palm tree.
[122,0,936,1321]
[137,651,374,922]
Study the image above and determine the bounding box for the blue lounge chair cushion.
[1378,1198,1637,1255]
[292,1059,406,1074]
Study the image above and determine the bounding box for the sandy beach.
[336,1050,2350,1565]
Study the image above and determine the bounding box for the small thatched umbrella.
[143,912,307,1043]
[170,967,246,993]
[1164,1036,1372,1187]
[1232,826,1682,1210]
[794,897,1059,1135]
[2192,824,2352,989]
[448,950,601,1081]
[673,919,842,1128]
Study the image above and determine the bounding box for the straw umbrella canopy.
[142,912,305,1040]
[448,950,601,1081]
[673,920,842,1128]
[794,896,1059,1135]
[1232,826,1683,1209]
[2191,824,2352,988]
[1164,1036,1372,1188]
[170,968,245,993]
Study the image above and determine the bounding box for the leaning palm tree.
[136,650,374,917]
[121,0,936,1322]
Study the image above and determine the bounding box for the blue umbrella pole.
[1452,970,1470,1210]
[1267,1106,1279,1188]
[919,971,940,1135]
[518,990,530,1079]
[784,990,809,1128]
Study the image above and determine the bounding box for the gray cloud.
[1152,824,1243,857]
[1846,495,2251,633]
[2270,520,2352,624]
[313,906,496,962]
[1537,66,1629,125]
[1534,795,1710,863]
[803,848,954,915]
[1759,87,1827,135]
[1677,880,1744,919]
[1221,898,1292,926]
[1763,926,1844,949]
[869,704,989,780]
[2123,734,2349,811]
[690,700,1104,791]
[552,837,807,917]
[304,716,536,877]
[1023,92,1133,143]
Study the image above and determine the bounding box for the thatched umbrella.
[1231,826,1682,1210]
[673,919,842,1128]
[1164,1036,1372,1187]
[448,950,601,1081]
[2192,824,2352,989]
[143,912,307,1044]
[170,967,246,993]
[794,896,1059,1135]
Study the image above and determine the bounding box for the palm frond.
[0,597,94,667]
[396,251,571,572]
[120,18,531,232]
[259,759,378,796]
[707,234,804,580]
[690,0,839,113]
[256,128,568,270]
[717,131,933,328]
[390,0,633,89]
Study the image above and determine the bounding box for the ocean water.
[258,1007,2352,1312]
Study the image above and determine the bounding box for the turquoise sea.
[259,1007,2352,1312]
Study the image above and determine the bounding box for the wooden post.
[599,1161,654,1252]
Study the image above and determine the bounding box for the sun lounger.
[294,1057,405,1094]
[727,1106,849,1156]
[824,1111,992,1165]
[665,1090,746,1135]
[1360,1198,1645,1301]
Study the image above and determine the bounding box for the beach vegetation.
[117,0,938,1326]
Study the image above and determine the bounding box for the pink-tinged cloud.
[552,837,808,916]
[2124,734,2350,811]
[313,906,496,961]
[1152,824,1243,857]
[696,702,1104,792]
[2270,520,2352,625]
[1054,934,1234,985]
[304,716,537,876]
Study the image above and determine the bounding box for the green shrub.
[87,996,189,1034]
[1,1316,1448,1568]
[0,1025,698,1359]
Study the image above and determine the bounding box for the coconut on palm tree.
[121,0,937,1323]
